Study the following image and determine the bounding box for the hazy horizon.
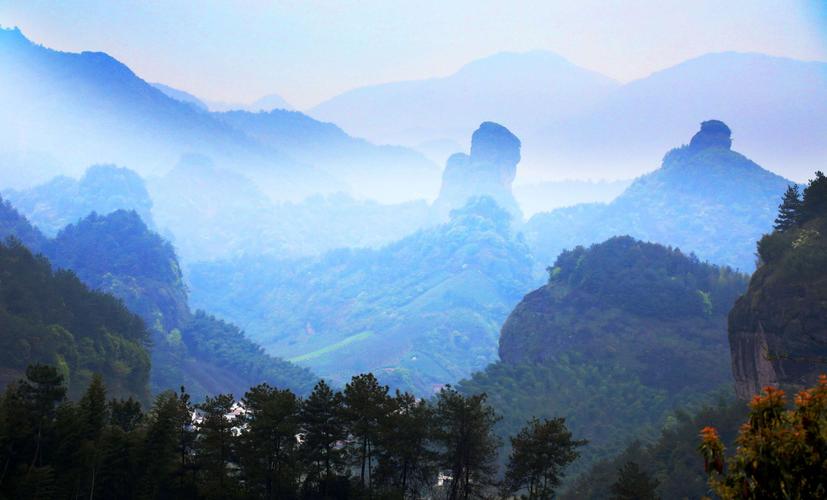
[1,1,825,109]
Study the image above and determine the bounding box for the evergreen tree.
[375,390,438,497]
[237,383,301,499]
[139,390,194,498]
[610,461,660,500]
[342,373,391,492]
[801,170,827,222]
[433,386,501,500]
[78,374,108,498]
[503,417,587,499]
[110,396,143,432]
[299,380,346,497]
[773,184,802,231]
[195,393,237,499]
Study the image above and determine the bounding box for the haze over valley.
[1,3,826,498]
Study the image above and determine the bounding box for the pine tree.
[801,170,827,222]
[195,393,237,499]
[774,184,803,231]
[610,461,660,500]
[78,374,108,498]
[503,417,587,499]
[433,386,501,500]
[237,383,301,499]
[375,390,438,497]
[300,380,346,497]
[342,373,391,492]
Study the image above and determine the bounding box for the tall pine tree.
[774,184,803,231]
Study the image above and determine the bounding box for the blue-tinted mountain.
[151,82,209,111]
[0,195,48,251]
[188,197,540,395]
[310,50,618,152]
[214,109,439,202]
[312,51,826,182]
[524,120,795,271]
[3,164,155,235]
[0,27,440,202]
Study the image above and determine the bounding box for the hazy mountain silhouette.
[309,50,618,152]
[311,51,826,182]
[0,28,439,202]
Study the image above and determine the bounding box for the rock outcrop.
[728,183,827,399]
[433,122,522,220]
[689,119,732,150]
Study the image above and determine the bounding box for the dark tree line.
[0,366,585,499]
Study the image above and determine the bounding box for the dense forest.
[0,367,586,500]
[459,236,748,475]
[0,240,150,402]
[0,198,317,400]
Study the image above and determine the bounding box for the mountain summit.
[525,120,795,271]
[434,122,522,219]
[689,119,732,150]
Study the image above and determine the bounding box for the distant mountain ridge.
[0,27,439,202]
[310,50,618,153]
[525,120,796,271]
[311,50,827,182]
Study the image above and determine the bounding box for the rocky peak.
[689,119,732,150]
[433,122,522,220]
[469,121,521,185]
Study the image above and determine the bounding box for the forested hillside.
[0,240,150,402]
[458,236,748,474]
[189,197,539,394]
[525,121,794,271]
[0,200,316,399]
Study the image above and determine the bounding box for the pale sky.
[1,1,825,109]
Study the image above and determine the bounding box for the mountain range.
[525,120,796,272]
[310,51,827,183]
[0,27,439,202]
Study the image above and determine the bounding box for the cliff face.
[433,122,522,220]
[728,197,827,398]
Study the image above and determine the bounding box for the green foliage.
[0,201,318,401]
[433,385,502,500]
[700,378,827,499]
[610,462,659,500]
[801,170,827,223]
[547,236,746,318]
[0,239,150,401]
[299,379,347,495]
[565,396,747,499]
[188,196,539,395]
[774,184,803,231]
[236,383,301,499]
[503,417,587,499]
